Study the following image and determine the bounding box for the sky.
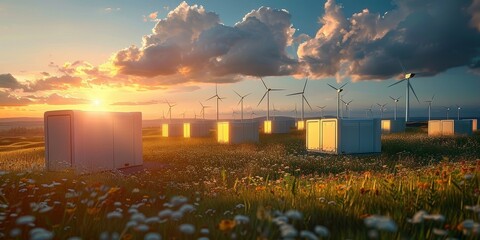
[1,0,479,120]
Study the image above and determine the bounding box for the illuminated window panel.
[381,119,405,134]
[297,120,305,130]
[428,120,473,136]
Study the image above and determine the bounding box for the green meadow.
[1,127,480,239]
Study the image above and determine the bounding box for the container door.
[428,121,441,136]
[114,116,134,169]
[342,121,360,153]
[46,115,72,170]
[184,123,191,138]
[322,121,337,152]
[162,124,169,137]
[306,121,319,150]
[381,120,390,133]
[84,114,114,171]
[442,121,454,135]
[359,121,374,152]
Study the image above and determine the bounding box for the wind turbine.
[199,102,210,120]
[377,103,387,119]
[194,111,198,120]
[388,62,420,122]
[233,90,251,122]
[389,96,401,120]
[164,100,176,121]
[162,110,166,120]
[258,77,284,120]
[272,104,279,120]
[456,105,461,120]
[327,83,348,119]
[316,105,326,118]
[207,84,225,121]
[365,105,373,118]
[180,111,186,119]
[443,106,451,119]
[250,109,257,122]
[341,99,353,118]
[424,95,435,121]
[231,108,238,120]
[286,78,312,121]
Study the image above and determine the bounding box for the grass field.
[1,127,480,239]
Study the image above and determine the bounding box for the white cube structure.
[162,123,183,137]
[183,121,210,138]
[306,118,381,154]
[44,110,142,173]
[381,119,406,134]
[218,121,259,144]
[428,120,473,136]
[263,120,291,134]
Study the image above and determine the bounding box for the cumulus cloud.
[27,93,89,105]
[110,1,299,85]
[22,75,84,92]
[0,91,33,106]
[0,73,23,90]
[469,0,480,31]
[298,0,480,81]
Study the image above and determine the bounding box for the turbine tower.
[286,78,312,121]
[258,77,283,120]
[388,62,420,122]
[233,90,251,122]
[199,102,210,120]
[443,106,450,119]
[365,105,373,118]
[424,95,435,121]
[327,83,348,119]
[389,96,401,120]
[456,105,461,120]
[207,84,225,121]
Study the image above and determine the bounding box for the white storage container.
[381,119,406,134]
[44,110,142,173]
[183,121,210,138]
[218,121,259,144]
[263,120,291,134]
[465,119,478,131]
[428,120,473,136]
[162,123,183,137]
[306,118,381,154]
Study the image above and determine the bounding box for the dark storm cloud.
[0,73,23,90]
[299,0,480,81]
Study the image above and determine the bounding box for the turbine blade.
[327,83,338,90]
[237,99,242,106]
[348,100,353,104]
[389,96,395,100]
[339,82,348,89]
[388,79,406,87]
[270,88,284,91]
[257,91,268,106]
[399,59,406,74]
[206,95,216,101]
[243,93,252,98]
[260,77,268,89]
[341,99,347,104]
[233,90,241,98]
[302,78,308,92]
[431,94,435,101]
[286,92,303,96]
[303,95,313,110]
[409,83,420,103]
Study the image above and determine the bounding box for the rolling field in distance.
[1,127,480,239]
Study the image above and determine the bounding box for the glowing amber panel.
[306,120,320,150]
[297,120,305,130]
[217,122,229,143]
[264,120,272,134]
[162,124,169,137]
[183,123,191,138]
